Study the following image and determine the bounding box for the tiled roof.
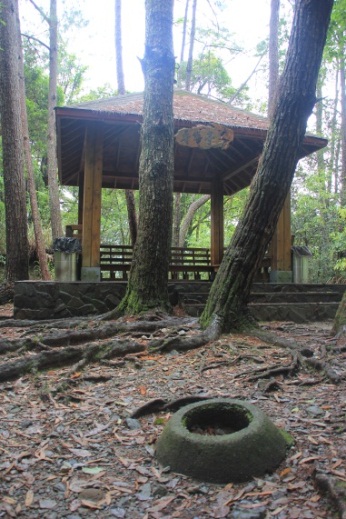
[68,90,269,131]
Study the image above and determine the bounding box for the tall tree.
[29,0,63,240]
[118,0,175,314]
[47,0,63,240]
[185,0,197,91]
[0,0,29,282]
[268,0,280,118]
[201,0,334,333]
[15,1,51,280]
[114,0,138,246]
[115,0,125,95]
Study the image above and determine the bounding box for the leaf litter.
[0,306,345,518]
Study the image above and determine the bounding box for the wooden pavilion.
[55,90,327,283]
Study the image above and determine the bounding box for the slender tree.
[115,0,138,246]
[15,1,51,280]
[201,0,334,333]
[0,0,29,282]
[47,0,63,240]
[185,0,197,92]
[118,0,175,314]
[29,0,63,240]
[268,0,280,119]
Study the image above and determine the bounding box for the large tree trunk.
[201,0,333,333]
[117,0,175,314]
[15,1,51,280]
[47,0,63,241]
[0,0,29,282]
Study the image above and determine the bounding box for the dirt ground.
[0,302,345,519]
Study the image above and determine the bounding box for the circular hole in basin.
[185,404,250,435]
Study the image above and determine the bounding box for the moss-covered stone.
[156,399,291,484]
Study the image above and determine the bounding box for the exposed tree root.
[314,469,346,519]
[0,339,145,382]
[0,309,343,385]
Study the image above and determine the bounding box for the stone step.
[249,291,344,303]
[182,290,344,305]
[249,302,339,323]
[182,301,340,322]
[251,283,346,294]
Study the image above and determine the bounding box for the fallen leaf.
[279,467,292,478]
[148,495,175,512]
[68,448,92,457]
[25,489,34,507]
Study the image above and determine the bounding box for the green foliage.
[178,50,235,99]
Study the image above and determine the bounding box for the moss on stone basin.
[155,399,290,484]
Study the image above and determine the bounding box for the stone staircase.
[171,282,346,322]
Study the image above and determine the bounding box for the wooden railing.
[100,244,215,281]
[66,225,271,282]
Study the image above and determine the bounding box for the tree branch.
[21,33,50,51]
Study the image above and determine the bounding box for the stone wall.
[13,281,205,320]
[14,281,128,320]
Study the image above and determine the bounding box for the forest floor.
[0,302,345,519]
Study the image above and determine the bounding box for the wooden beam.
[211,174,224,267]
[82,123,104,269]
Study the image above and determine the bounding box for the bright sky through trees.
[20,0,271,95]
[80,0,271,92]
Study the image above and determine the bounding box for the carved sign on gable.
[175,123,234,150]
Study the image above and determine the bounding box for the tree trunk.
[339,56,346,206]
[115,0,138,245]
[125,189,138,246]
[15,1,51,280]
[115,0,125,95]
[185,0,197,92]
[201,0,334,333]
[268,0,280,119]
[117,0,175,314]
[0,0,29,282]
[178,194,210,247]
[47,0,63,241]
[176,0,190,87]
[172,193,181,247]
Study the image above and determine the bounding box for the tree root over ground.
[0,311,344,384]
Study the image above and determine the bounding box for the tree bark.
[15,0,51,280]
[201,0,334,333]
[117,0,175,314]
[0,0,29,282]
[47,0,63,241]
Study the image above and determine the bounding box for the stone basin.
[155,398,291,483]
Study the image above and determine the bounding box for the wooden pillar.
[269,194,292,282]
[81,123,104,282]
[78,175,84,226]
[211,175,224,268]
